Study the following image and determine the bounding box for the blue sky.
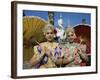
[23,10,91,28]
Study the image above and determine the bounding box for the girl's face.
[45,29,54,42]
[67,32,76,43]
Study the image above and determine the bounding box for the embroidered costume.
[62,42,86,67]
[33,42,63,68]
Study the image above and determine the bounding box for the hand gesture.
[43,46,52,57]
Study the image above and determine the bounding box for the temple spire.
[48,12,54,25]
[58,13,64,29]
